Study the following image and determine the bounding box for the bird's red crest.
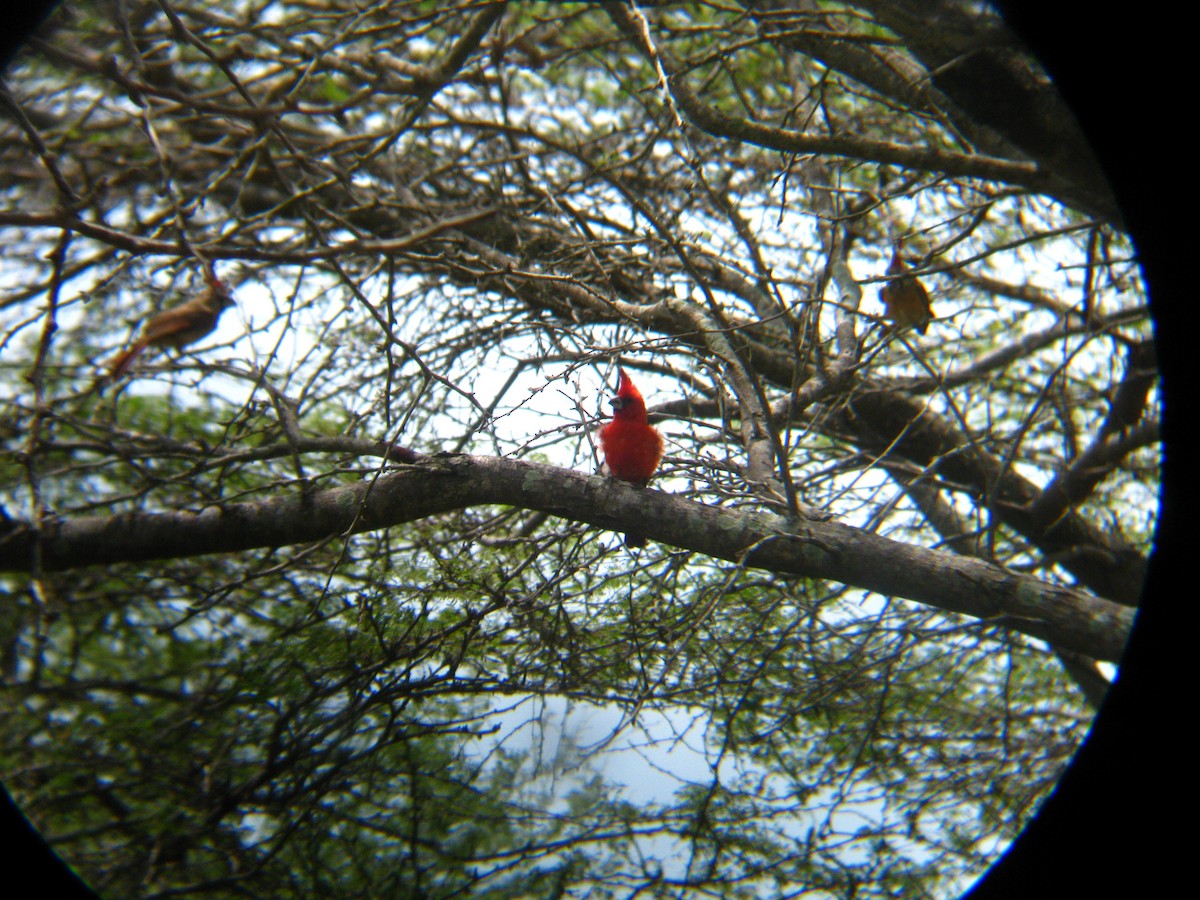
[609,368,649,418]
[615,367,644,402]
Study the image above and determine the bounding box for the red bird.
[599,367,664,548]
[879,249,933,335]
[107,275,236,379]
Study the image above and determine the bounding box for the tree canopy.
[0,1,1156,896]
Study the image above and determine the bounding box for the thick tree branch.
[602,1,1118,222]
[1027,420,1159,537]
[843,386,1148,606]
[0,454,1132,661]
[854,0,1115,223]
[882,459,1112,710]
